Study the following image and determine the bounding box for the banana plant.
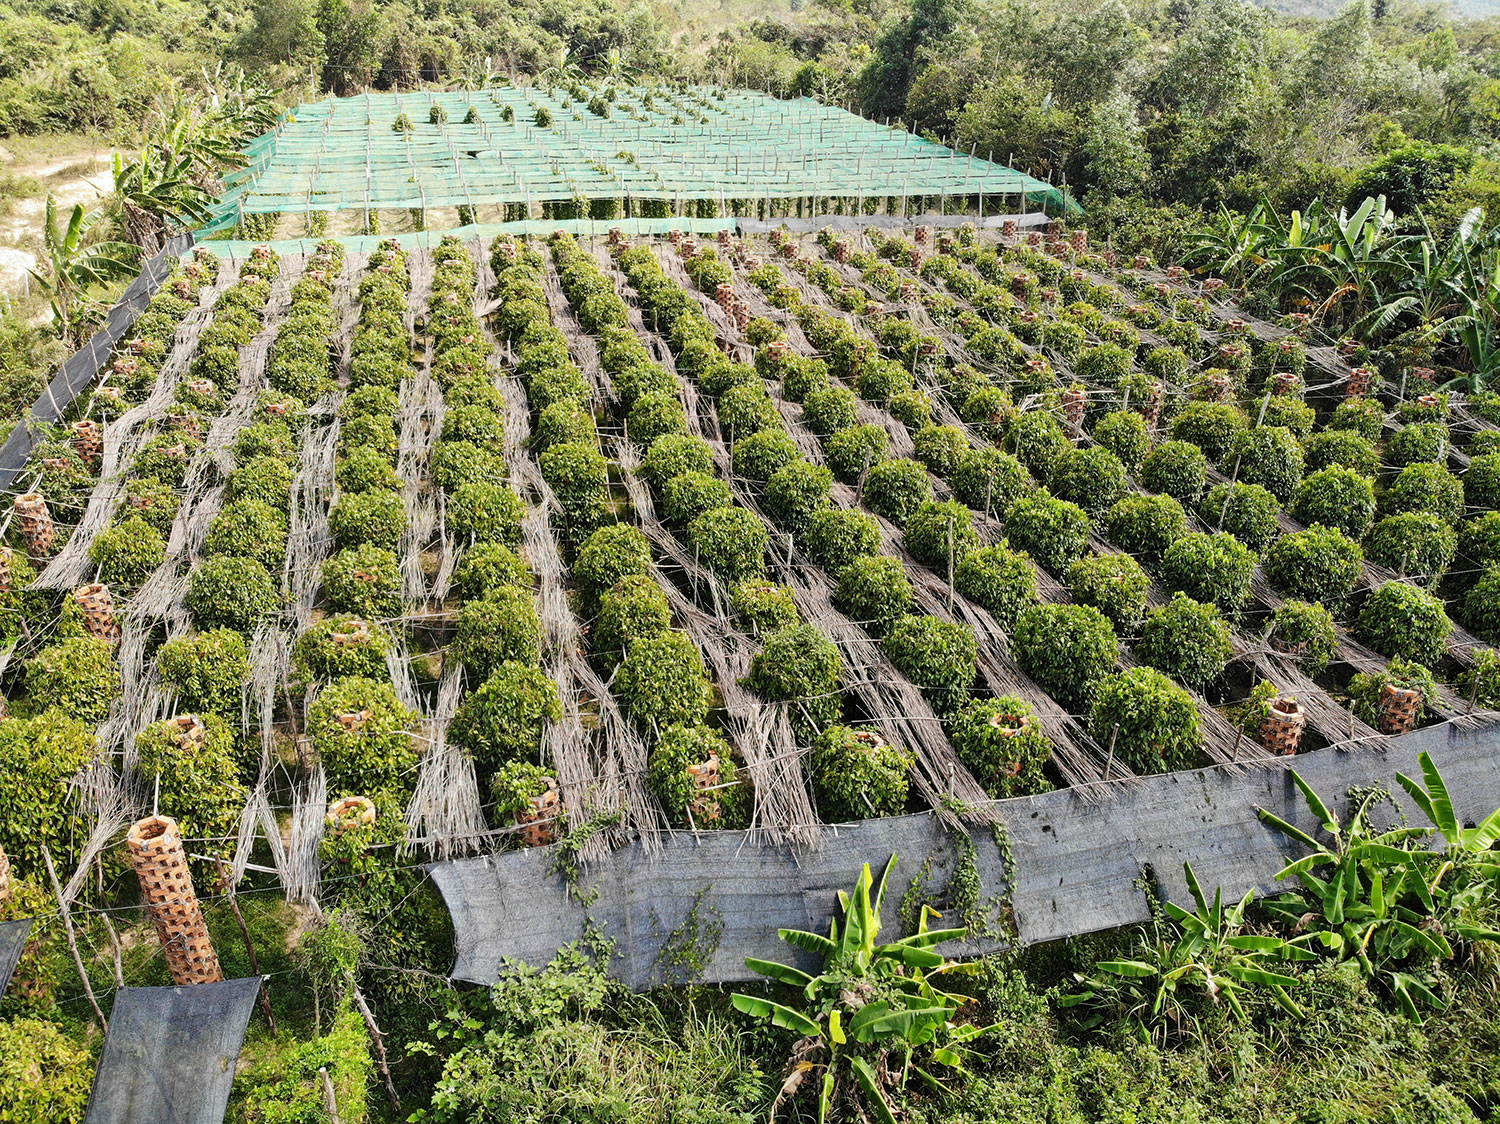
[731,854,987,1123]
[1256,764,1500,1020]
[29,195,139,346]
[1060,862,1311,1045]
[1396,751,1500,945]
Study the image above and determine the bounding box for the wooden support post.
[42,847,107,1033]
[320,1067,341,1124]
[352,980,400,1109]
[219,861,278,1036]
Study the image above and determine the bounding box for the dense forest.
[2,0,1492,417]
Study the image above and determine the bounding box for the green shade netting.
[203,85,1071,234]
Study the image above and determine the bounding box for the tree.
[234,0,326,71]
[317,0,381,95]
[856,0,972,121]
[29,196,138,346]
[1076,91,1150,203]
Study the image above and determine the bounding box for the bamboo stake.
[42,846,106,1033]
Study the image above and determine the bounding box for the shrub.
[293,615,390,684]
[1364,512,1456,587]
[1349,659,1439,728]
[1159,531,1257,615]
[121,477,180,534]
[456,587,543,679]
[1049,446,1128,515]
[950,448,1033,515]
[322,545,403,618]
[1003,490,1090,574]
[1143,346,1187,384]
[803,386,859,436]
[863,458,933,525]
[1382,463,1465,524]
[688,506,768,582]
[1013,603,1119,712]
[904,500,979,570]
[27,636,120,725]
[1102,494,1188,564]
[1228,426,1303,501]
[1460,511,1500,570]
[764,461,832,532]
[732,429,800,482]
[949,697,1052,799]
[89,514,165,585]
[958,388,1011,442]
[1385,422,1449,468]
[534,401,596,451]
[1135,593,1233,690]
[1464,453,1500,512]
[1456,649,1500,711]
[809,725,912,821]
[913,425,970,479]
[881,615,977,715]
[447,482,524,546]
[730,581,800,637]
[442,404,504,445]
[1357,581,1452,664]
[574,524,654,608]
[134,714,246,861]
[661,472,731,525]
[0,1018,92,1120]
[718,383,779,435]
[1256,394,1315,438]
[1264,526,1364,606]
[1291,466,1376,540]
[1140,440,1210,506]
[627,391,688,447]
[450,661,562,769]
[1329,396,1385,442]
[1169,402,1246,466]
[1090,667,1200,774]
[954,544,1038,629]
[800,508,882,575]
[834,555,914,634]
[594,574,672,668]
[1266,600,1339,675]
[157,629,251,717]
[330,490,406,551]
[205,497,290,571]
[308,677,419,795]
[617,632,712,732]
[1302,431,1380,478]
[746,623,843,732]
[1465,564,1500,641]
[826,424,890,483]
[186,556,280,633]
[432,441,508,492]
[491,760,558,830]
[335,446,400,494]
[648,724,749,828]
[539,441,610,530]
[640,433,715,486]
[1200,482,1282,553]
[1075,343,1132,385]
[1005,411,1070,481]
[1093,410,1150,472]
[0,712,99,876]
[1068,552,1151,631]
[228,455,296,507]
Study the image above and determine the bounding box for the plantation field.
[6,222,1500,870]
[6,214,1500,1123]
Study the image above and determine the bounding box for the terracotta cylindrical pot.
[127,816,223,986]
